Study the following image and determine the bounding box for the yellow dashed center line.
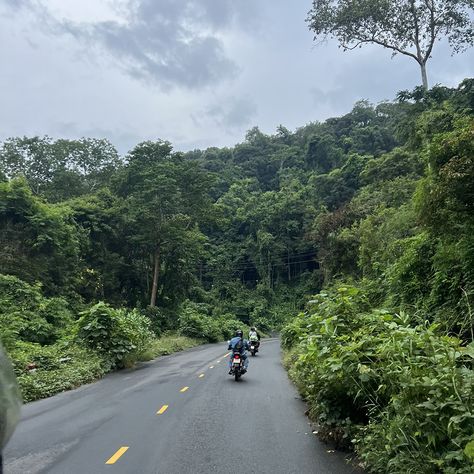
[157,404,168,415]
[180,386,189,392]
[199,373,205,378]
[105,446,129,465]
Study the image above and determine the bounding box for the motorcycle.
[229,352,245,381]
[249,340,260,356]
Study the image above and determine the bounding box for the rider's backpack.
[234,338,244,353]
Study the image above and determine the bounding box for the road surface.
[4,339,361,474]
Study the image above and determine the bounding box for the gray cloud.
[310,49,413,111]
[87,21,236,89]
[203,98,257,131]
[185,0,261,31]
[1,0,29,8]
[18,0,260,89]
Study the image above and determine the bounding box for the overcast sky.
[1,0,473,155]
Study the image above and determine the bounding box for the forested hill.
[1,80,474,470]
[0,88,402,315]
[1,79,474,335]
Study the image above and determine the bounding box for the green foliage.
[412,116,474,335]
[10,341,107,403]
[0,274,72,348]
[68,190,126,305]
[76,302,154,368]
[417,116,474,230]
[114,141,214,308]
[0,178,80,295]
[386,232,435,310]
[178,301,218,341]
[145,333,203,358]
[283,287,474,472]
[360,148,423,185]
[215,314,239,340]
[358,205,417,280]
[0,136,121,201]
[177,300,245,342]
[142,306,166,336]
[354,331,474,474]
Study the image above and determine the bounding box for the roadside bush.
[143,305,180,336]
[145,333,202,358]
[178,301,221,342]
[118,308,155,367]
[10,340,107,402]
[281,315,307,349]
[217,314,242,340]
[76,302,154,368]
[354,328,474,473]
[283,285,474,472]
[177,302,245,342]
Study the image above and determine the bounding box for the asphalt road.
[4,339,361,474]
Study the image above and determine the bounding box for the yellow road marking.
[199,373,205,378]
[105,446,129,465]
[180,386,189,392]
[157,404,168,415]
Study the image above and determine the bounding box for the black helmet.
[235,329,243,337]
[0,343,21,450]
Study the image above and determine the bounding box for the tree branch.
[368,37,420,61]
[341,34,419,61]
[423,0,438,62]
[409,0,423,61]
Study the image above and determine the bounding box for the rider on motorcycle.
[228,329,250,374]
[248,327,260,342]
[249,327,261,351]
[0,342,21,474]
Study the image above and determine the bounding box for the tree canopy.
[307,0,474,88]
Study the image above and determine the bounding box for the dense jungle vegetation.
[1,79,474,472]
[279,81,474,473]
